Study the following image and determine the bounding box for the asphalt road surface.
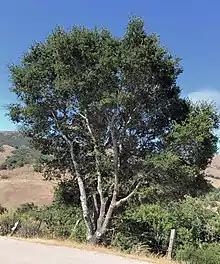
[0,237,149,264]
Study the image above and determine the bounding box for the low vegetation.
[1,190,220,263]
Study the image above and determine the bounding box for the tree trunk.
[88,231,102,245]
[69,145,94,241]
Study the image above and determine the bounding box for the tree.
[165,102,219,168]
[8,17,205,244]
[0,144,4,152]
[139,102,219,201]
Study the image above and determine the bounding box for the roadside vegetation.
[0,17,219,263]
[1,190,220,263]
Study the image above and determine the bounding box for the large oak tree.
[7,18,218,243]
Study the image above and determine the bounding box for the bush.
[16,203,38,214]
[0,212,17,235]
[206,189,220,202]
[111,232,142,253]
[16,217,48,238]
[176,244,220,264]
[114,196,220,255]
[69,219,86,243]
[53,179,80,206]
[32,163,42,173]
[0,202,84,241]
[0,205,8,214]
[1,193,219,257]
[113,204,171,254]
[33,154,55,173]
[39,204,84,239]
[0,164,7,170]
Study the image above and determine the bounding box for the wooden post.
[167,229,176,260]
[10,220,20,236]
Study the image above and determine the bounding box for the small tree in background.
[7,17,219,244]
[0,144,4,152]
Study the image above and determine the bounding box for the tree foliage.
[165,102,219,170]
[7,17,219,243]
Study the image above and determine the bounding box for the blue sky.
[0,0,220,133]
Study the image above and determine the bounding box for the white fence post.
[167,229,176,260]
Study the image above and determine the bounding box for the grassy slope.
[0,144,54,209]
[205,154,220,188]
[0,131,29,148]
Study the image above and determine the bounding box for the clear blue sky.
[0,0,220,132]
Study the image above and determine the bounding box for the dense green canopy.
[8,17,219,243]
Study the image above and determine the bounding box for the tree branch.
[115,182,141,207]
[108,111,119,202]
[93,193,99,215]
[99,112,119,234]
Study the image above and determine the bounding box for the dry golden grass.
[205,154,220,188]
[0,145,54,208]
[0,178,54,208]
[0,145,15,163]
[9,236,179,264]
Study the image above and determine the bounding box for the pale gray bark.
[52,112,94,241]
[80,113,106,231]
[52,110,141,243]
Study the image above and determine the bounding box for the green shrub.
[32,163,42,173]
[33,154,55,173]
[16,217,48,238]
[0,164,7,170]
[114,204,171,254]
[0,212,17,235]
[111,232,142,253]
[176,244,220,264]
[53,179,80,206]
[39,204,84,239]
[206,189,220,202]
[0,202,84,241]
[1,193,220,257]
[114,196,220,255]
[69,219,86,243]
[0,205,8,214]
[16,203,38,214]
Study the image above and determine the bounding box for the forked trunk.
[87,231,102,245]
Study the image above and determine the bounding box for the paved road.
[0,237,149,264]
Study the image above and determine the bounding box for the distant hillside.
[0,145,54,208]
[0,145,15,164]
[206,154,220,188]
[0,131,29,148]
